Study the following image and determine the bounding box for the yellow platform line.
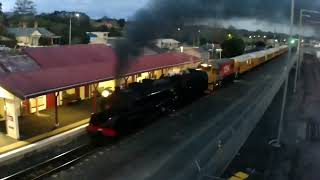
[0,119,89,155]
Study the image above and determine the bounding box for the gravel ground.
[287,53,320,180]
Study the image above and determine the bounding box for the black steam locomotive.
[87,69,208,138]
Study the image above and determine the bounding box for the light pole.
[274,0,295,148]
[216,49,222,60]
[177,27,182,43]
[69,13,80,45]
[198,29,201,47]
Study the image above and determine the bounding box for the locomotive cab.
[198,59,235,90]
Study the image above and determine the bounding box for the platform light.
[102,90,111,98]
[227,33,232,39]
[263,35,267,38]
[249,36,252,39]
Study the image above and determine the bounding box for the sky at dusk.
[1,0,149,18]
[0,0,316,36]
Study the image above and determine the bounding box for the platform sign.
[6,115,19,139]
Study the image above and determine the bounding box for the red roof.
[0,44,200,99]
[24,44,117,68]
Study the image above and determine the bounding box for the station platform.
[0,99,93,154]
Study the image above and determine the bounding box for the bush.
[255,41,266,49]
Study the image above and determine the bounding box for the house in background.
[87,32,109,44]
[155,38,180,50]
[7,22,60,47]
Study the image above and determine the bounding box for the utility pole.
[69,17,72,45]
[293,10,304,93]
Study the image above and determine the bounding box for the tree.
[117,19,126,28]
[33,11,92,44]
[255,41,266,49]
[14,0,36,15]
[221,37,245,58]
[108,27,122,37]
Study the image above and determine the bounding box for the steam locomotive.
[87,69,208,138]
[87,45,289,139]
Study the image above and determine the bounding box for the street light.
[216,48,223,59]
[69,13,80,45]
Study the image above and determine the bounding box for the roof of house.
[24,44,116,69]
[156,38,180,44]
[0,44,200,99]
[0,36,13,41]
[7,27,57,38]
[86,32,98,38]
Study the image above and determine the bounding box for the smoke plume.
[115,0,319,77]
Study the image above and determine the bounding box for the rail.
[1,144,98,180]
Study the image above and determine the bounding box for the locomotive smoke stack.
[115,0,315,79]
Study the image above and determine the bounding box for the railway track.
[1,144,99,180]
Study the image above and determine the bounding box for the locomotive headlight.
[201,63,209,67]
[102,90,111,98]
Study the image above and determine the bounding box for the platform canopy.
[0,44,200,99]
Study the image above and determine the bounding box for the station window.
[29,96,46,113]
[0,98,5,120]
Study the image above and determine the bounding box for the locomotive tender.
[87,45,288,139]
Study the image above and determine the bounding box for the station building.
[0,44,200,142]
